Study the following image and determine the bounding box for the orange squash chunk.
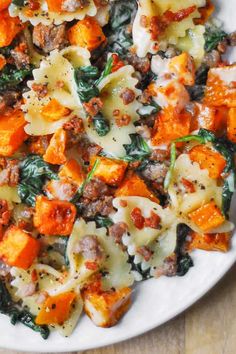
[0,10,24,47]
[189,145,226,179]
[188,202,225,232]
[0,226,40,269]
[0,54,6,70]
[45,0,63,12]
[0,0,12,11]
[115,172,159,203]
[152,108,191,147]
[59,159,85,187]
[188,232,231,253]
[68,17,106,51]
[36,291,77,325]
[43,128,67,165]
[41,99,71,122]
[90,155,128,186]
[0,109,27,157]
[83,287,131,328]
[227,108,236,143]
[190,103,228,133]
[168,52,195,86]
[204,65,236,107]
[34,196,76,236]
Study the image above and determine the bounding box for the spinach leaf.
[95,215,114,228]
[74,57,113,103]
[109,0,137,30]
[12,0,25,6]
[18,155,57,206]
[129,256,152,281]
[204,26,227,52]
[0,65,33,91]
[0,280,49,339]
[137,100,161,118]
[92,113,110,137]
[123,134,151,162]
[175,224,193,276]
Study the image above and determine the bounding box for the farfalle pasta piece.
[85,65,142,157]
[132,0,206,57]
[9,0,97,26]
[22,46,90,136]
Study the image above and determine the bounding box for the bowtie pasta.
[0,0,235,340]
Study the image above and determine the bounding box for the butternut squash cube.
[0,10,24,47]
[33,196,76,236]
[188,202,225,232]
[43,128,67,165]
[90,155,128,186]
[83,287,131,328]
[0,109,27,157]
[188,232,231,253]
[115,172,159,203]
[59,159,85,187]
[0,226,40,269]
[41,99,71,122]
[169,52,195,86]
[189,145,226,179]
[227,108,236,143]
[36,291,77,325]
[68,17,106,51]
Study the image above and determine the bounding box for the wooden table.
[1,263,236,354]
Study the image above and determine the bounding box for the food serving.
[0,0,235,339]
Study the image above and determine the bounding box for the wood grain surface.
[1,263,236,354]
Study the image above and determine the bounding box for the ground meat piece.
[11,43,30,69]
[137,246,153,262]
[0,91,20,115]
[203,50,221,68]
[83,97,103,117]
[0,159,19,186]
[83,178,111,201]
[217,39,228,53]
[75,235,104,261]
[61,0,88,12]
[144,211,161,229]
[0,200,11,226]
[141,162,168,183]
[0,262,11,276]
[150,149,169,162]
[229,31,236,46]
[109,222,128,245]
[126,53,150,74]
[63,116,84,134]
[115,114,131,127]
[120,88,135,105]
[82,196,114,218]
[33,24,68,53]
[154,253,177,278]
[164,45,181,58]
[136,125,151,139]
[31,83,48,98]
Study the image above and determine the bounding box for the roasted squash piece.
[227,108,236,143]
[0,226,40,269]
[45,0,63,12]
[43,128,67,165]
[59,159,85,188]
[0,0,11,11]
[0,10,24,47]
[83,287,131,328]
[115,172,159,203]
[33,196,76,236]
[188,202,225,232]
[41,99,71,122]
[0,109,27,157]
[190,103,228,133]
[204,65,236,107]
[0,54,6,70]
[90,155,128,186]
[188,232,231,252]
[168,52,195,86]
[189,145,226,179]
[36,291,77,325]
[29,135,51,155]
[68,17,106,51]
[152,108,191,147]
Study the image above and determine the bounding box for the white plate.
[1,1,236,351]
